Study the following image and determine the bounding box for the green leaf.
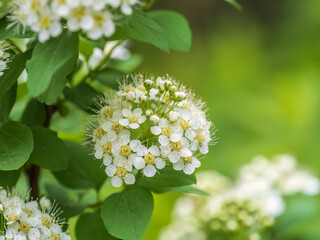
[27,31,79,100]
[0,50,32,100]
[93,67,123,89]
[54,141,106,190]
[63,83,98,112]
[148,10,192,52]
[21,98,46,126]
[0,83,17,126]
[224,0,242,10]
[76,212,119,240]
[0,121,33,170]
[28,127,68,171]
[0,0,10,18]
[0,169,21,187]
[101,187,154,240]
[111,8,169,52]
[138,166,197,191]
[45,183,86,219]
[0,18,34,39]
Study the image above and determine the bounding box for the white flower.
[105,157,135,187]
[134,146,165,177]
[107,0,138,15]
[119,108,146,129]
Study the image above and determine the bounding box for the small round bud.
[139,95,147,102]
[144,79,154,91]
[169,86,177,94]
[126,91,136,102]
[145,109,153,116]
[40,197,52,211]
[164,80,172,90]
[168,111,180,122]
[174,92,186,101]
[150,115,160,124]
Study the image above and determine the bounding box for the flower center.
[93,13,105,26]
[182,156,192,163]
[171,141,182,151]
[102,107,113,118]
[57,0,66,4]
[120,145,132,157]
[23,208,32,217]
[138,85,146,92]
[196,133,205,143]
[116,167,127,178]
[19,13,25,21]
[72,7,85,20]
[179,119,190,130]
[112,122,123,133]
[125,85,135,93]
[129,114,139,123]
[144,154,155,164]
[41,216,52,227]
[94,127,104,139]
[50,234,61,240]
[20,222,30,232]
[39,15,51,28]
[162,127,172,136]
[7,212,18,222]
[182,103,190,110]
[30,0,40,12]
[103,143,112,154]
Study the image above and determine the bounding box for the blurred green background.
[131,0,320,239]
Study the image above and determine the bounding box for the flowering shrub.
[90,74,215,187]
[159,155,320,240]
[0,188,70,240]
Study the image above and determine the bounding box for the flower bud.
[156,77,165,91]
[144,79,154,91]
[174,92,186,101]
[164,80,172,90]
[139,95,147,102]
[168,111,180,122]
[126,91,136,101]
[145,109,153,116]
[169,86,177,94]
[40,197,52,211]
[150,115,160,124]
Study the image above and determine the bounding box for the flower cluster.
[0,188,71,240]
[238,154,320,196]
[9,0,140,42]
[89,74,215,187]
[159,155,320,240]
[0,41,10,77]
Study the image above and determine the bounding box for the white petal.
[119,119,129,126]
[106,131,117,142]
[170,133,182,142]
[38,31,50,43]
[49,22,62,37]
[129,140,141,152]
[88,28,103,40]
[133,108,142,116]
[155,158,165,169]
[151,126,161,135]
[185,129,196,140]
[159,135,170,146]
[111,176,123,187]
[121,3,132,15]
[168,151,180,163]
[180,148,192,158]
[128,154,137,164]
[67,19,80,31]
[159,118,169,128]
[105,165,116,176]
[124,173,135,185]
[138,115,146,124]
[103,20,115,37]
[149,146,160,156]
[192,157,201,168]
[94,150,103,159]
[173,160,184,171]
[129,123,139,129]
[134,157,145,169]
[183,164,195,175]
[136,145,148,156]
[103,155,112,166]
[80,15,94,30]
[102,121,112,131]
[144,165,156,177]
[122,109,131,117]
[200,144,209,154]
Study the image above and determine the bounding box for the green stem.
[78,40,123,84]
